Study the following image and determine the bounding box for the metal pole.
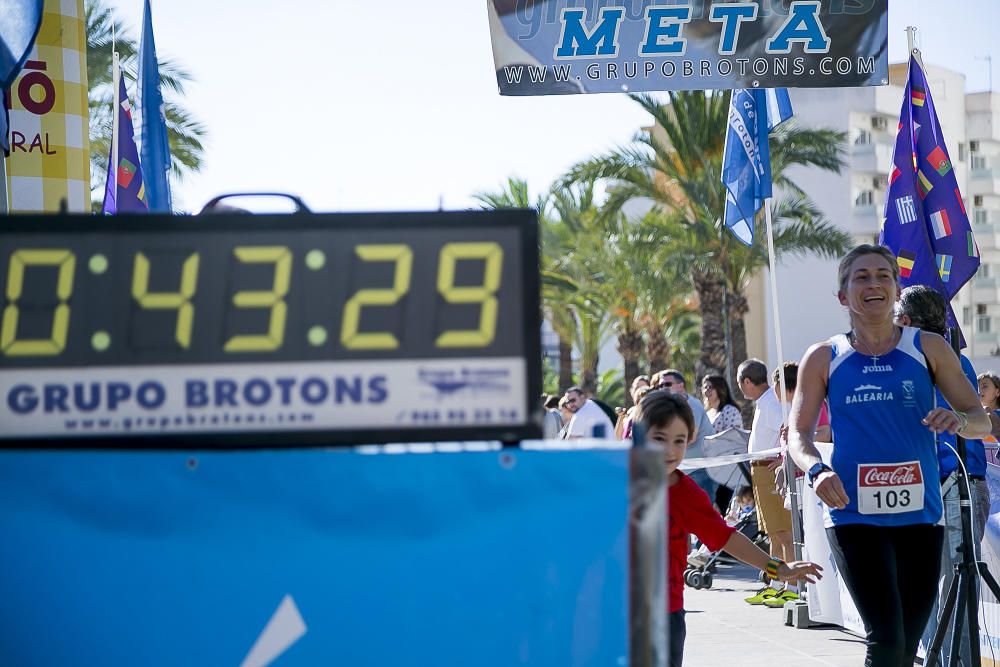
[763,198,804,562]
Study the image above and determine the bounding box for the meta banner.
[488,0,888,95]
[0,444,665,666]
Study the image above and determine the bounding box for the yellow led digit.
[132,251,199,349]
[340,244,413,350]
[223,246,292,352]
[1,249,75,356]
[435,242,503,348]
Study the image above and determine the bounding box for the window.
[854,130,872,145]
[982,265,992,278]
[971,140,981,153]
[855,190,874,207]
[975,195,985,207]
[872,175,887,189]
[871,116,888,131]
[975,208,989,225]
[964,306,972,326]
[972,155,988,170]
[958,143,966,162]
[978,305,991,334]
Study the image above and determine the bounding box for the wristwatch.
[807,463,833,487]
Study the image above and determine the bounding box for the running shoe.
[744,586,779,605]
[763,590,801,608]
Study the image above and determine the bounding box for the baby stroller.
[683,428,767,590]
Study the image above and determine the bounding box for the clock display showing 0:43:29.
[0,215,529,369]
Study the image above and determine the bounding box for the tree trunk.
[581,361,598,396]
[645,320,670,375]
[559,337,574,392]
[617,324,644,406]
[728,289,754,428]
[692,269,728,387]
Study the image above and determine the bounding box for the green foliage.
[86,0,205,203]
[595,368,625,408]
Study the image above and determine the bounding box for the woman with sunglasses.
[701,374,743,434]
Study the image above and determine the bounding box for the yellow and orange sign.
[5,0,90,213]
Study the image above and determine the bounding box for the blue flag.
[136,0,172,212]
[721,88,793,246]
[0,0,44,154]
[879,55,979,337]
[102,75,148,214]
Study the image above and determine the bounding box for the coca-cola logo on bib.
[859,463,922,486]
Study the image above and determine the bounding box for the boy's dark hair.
[772,362,799,393]
[737,485,754,500]
[635,389,695,441]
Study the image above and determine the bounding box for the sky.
[102,0,1000,214]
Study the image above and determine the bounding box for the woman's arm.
[922,333,992,439]
[788,342,849,509]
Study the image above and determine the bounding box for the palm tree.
[474,177,576,391]
[562,91,850,388]
[86,0,205,204]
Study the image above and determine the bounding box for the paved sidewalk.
[682,560,867,666]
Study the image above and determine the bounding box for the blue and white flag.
[136,0,172,212]
[0,0,44,154]
[721,88,793,246]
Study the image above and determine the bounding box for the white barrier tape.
[679,447,782,471]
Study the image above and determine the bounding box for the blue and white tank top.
[825,326,941,527]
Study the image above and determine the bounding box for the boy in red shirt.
[635,390,823,666]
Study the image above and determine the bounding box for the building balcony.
[970,166,1000,197]
[974,275,1000,304]
[850,139,895,174]
[973,222,1000,251]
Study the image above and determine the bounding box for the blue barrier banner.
[0,445,648,666]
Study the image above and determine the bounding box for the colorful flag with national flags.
[721,88,793,246]
[102,75,148,214]
[879,54,980,343]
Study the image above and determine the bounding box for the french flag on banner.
[930,209,952,239]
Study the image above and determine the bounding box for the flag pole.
[111,49,120,211]
[764,198,804,563]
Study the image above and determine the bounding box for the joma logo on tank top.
[861,362,893,374]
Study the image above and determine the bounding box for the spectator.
[541,393,563,440]
[895,284,991,666]
[562,386,615,439]
[616,375,651,439]
[737,358,796,607]
[701,374,743,433]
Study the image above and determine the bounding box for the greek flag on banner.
[721,88,793,246]
[878,55,979,339]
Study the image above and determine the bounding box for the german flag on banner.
[912,85,926,106]
[917,170,933,198]
[898,249,916,278]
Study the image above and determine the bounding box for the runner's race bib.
[856,461,924,515]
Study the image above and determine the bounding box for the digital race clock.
[0,210,542,447]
